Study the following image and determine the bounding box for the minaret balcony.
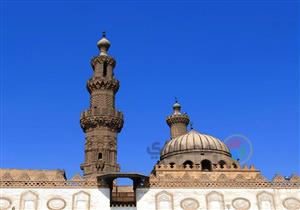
[80,108,124,132]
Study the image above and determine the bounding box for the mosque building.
[0,33,299,210]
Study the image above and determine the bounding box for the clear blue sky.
[1,1,299,180]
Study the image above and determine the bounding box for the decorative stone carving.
[0,197,12,210]
[257,191,275,210]
[232,197,251,210]
[155,191,173,210]
[20,191,38,210]
[91,55,116,68]
[206,191,225,210]
[47,198,66,210]
[283,197,300,210]
[87,79,119,93]
[72,191,90,210]
[180,198,199,210]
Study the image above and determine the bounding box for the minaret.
[166,100,190,139]
[80,32,124,177]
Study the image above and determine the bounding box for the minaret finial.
[97,32,111,55]
[173,97,181,114]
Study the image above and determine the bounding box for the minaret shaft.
[80,34,123,177]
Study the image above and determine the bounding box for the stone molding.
[80,108,124,132]
[232,197,251,210]
[91,55,116,68]
[87,78,119,94]
[166,114,190,126]
[47,197,67,210]
[180,198,199,210]
[282,197,300,210]
[0,197,12,210]
[149,163,300,188]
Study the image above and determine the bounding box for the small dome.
[97,32,110,55]
[161,130,230,158]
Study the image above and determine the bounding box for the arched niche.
[20,191,38,210]
[206,191,225,210]
[72,191,90,210]
[257,191,275,210]
[155,191,174,210]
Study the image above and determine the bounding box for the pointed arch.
[155,191,174,210]
[257,191,275,210]
[20,191,38,210]
[206,191,225,210]
[72,191,90,210]
[201,159,212,171]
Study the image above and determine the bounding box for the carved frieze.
[87,78,119,93]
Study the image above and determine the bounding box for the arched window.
[257,191,275,210]
[183,160,194,168]
[218,160,226,168]
[201,159,212,171]
[156,191,173,210]
[103,61,108,77]
[206,191,225,210]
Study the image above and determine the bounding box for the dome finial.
[173,97,181,114]
[97,31,111,55]
[189,122,194,130]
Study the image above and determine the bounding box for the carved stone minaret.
[166,100,190,139]
[80,32,124,177]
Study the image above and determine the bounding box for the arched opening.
[103,61,108,77]
[169,162,175,168]
[183,160,194,168]
[232,163,238,169]
[201,159,212,171]
[97,173,148,207]
[218,160,226,169]
[112,178,134,206]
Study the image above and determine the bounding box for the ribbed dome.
[161,130,230,158]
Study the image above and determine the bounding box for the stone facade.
[1,34,299,210]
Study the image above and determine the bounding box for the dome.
[161,130,231,158]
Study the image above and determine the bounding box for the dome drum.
[160,152,237,170]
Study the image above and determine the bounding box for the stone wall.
[136,188,300,210]
[1,187,299,209]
